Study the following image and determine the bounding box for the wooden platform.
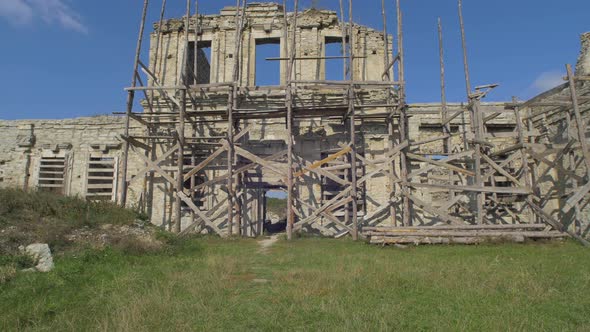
[364,224,567,245]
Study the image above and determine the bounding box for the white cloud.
[0,0,87,33]
[531,71,565,93]
[0,0,33,25]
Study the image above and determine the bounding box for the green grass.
[1,238,589,331]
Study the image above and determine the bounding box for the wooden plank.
[294,155,350,186]
[129,144,177,186]
[482,150,521,182]
[480,153,523,187]
[483,112,502,123]
[296,197,357,235]
[407,150,473,180]
[177,192,224,236]
[192,150,287,191]
[375,140,409,162]
[364,224,547,231]
[526,198,590,247]
[406,152,475,176]
[408,182,530,194]
[403,191,464,225]
[441,110,463,125]
[234,146,285,176]
[183,141,228,181]
[293,146,352,178]
[87,183,114,189]
[409,135,450,147]
[294,187,352,230]
[38,184,64,188]
[563,181,590,213]
[366,230,566,237]
[129,143,180,185]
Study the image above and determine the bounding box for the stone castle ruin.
[1,2,589,245]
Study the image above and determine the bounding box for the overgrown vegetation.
[0,189,140,256]
[266,197,286,219]
[0,236,589,330]
[0,189,164,283]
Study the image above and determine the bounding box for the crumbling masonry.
[1,2,589,244]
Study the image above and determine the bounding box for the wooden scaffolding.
[118,0,589,245]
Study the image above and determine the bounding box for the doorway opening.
[263,190,287,234]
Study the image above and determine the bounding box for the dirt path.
[257,234,281,253]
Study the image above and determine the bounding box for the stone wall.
[576,32,590,76]
[0,117,145,208]
[150,3,392,87]
[0,102,517,235]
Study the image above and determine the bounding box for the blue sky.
[0,0,588,120]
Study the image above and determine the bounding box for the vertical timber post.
[285,0,299,240]
[458,0,483,224]
[512,97,534,224]
[120,0,149,207]
[348,0,359,240]
[396,0,411,226]
[438,18,455,207]
[175,0,191,233]
[382,0,397,226]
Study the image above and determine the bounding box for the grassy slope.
[0,189,139,255]
[1,238,589,331]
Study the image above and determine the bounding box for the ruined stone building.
[1,3,589,244]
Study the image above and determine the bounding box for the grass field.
[2,236,590,331]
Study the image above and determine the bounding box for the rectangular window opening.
[38,157,66,194]
[325,37,349,81]
[186,41,212,85]
[255,38,281,86]
[86,156,116,201]
[485,124,516,133]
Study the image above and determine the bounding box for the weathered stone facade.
[0,103,518,235]
[0,3,588,239]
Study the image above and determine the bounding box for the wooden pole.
[193,0,200,87]
[383,0,397,225]
[458,0,471,97]
[151,0,167,105]
[381,0,390,81]
[438,18,451,155]
[512,96,534,224]
[285,0,299,240]
[175,0,191,233]
[563,99,582,233]
[566,64,590,235]
[227,0,247,236]
[397,0,411,226]
[438,17,455,211]
[120,0,150,207]
[348,0,359,240]
[339,0,348,80]
[458,0,483,224]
